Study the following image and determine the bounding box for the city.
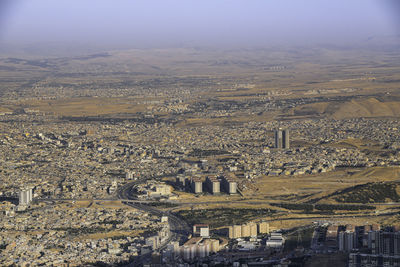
[1,1,400,266]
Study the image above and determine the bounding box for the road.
[36,198,400,207]
[34,181,400,265]
[117,180,190,266]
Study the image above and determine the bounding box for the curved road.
[117,180,190,266]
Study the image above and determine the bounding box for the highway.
[36,198,400,207]
[117,180,190,266]
[34,181,400,265]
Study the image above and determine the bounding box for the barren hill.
[291,97,400,119]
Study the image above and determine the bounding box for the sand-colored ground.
[290,97,400,119]
[23,97,150,116]
[248,167,400,203]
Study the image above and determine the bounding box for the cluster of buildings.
[1,88,400,266]
[134,181,173,199]
[172,237,225,262]
[160,224,227,264]
[314,224,400,267]
[145,223,171,250]
[1,116,399,203]
[0,201,167,266]
[176,174,238,195]
[228,221,270,239]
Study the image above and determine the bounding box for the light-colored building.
[275,128,289,149]
[221,175,237,194]
[266,232,285,248]
[126,171,134,179]
[161,216,168,223]
[197,243,208,258]
[19,187,33,206]
[229,225,242,239]
[180,238,221,261]
[145,236,160,250]
[147,183,172,197]
[258,221,270,234]
[204,238,220,253]
[241,224,250,237]
[193,224,210,238]
[191,178,203,194]
[249,222,258,237]
[155,184,171,195]
[205,176,220,194]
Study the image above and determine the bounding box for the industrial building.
[266,232,285,248]
[275,128,289,149]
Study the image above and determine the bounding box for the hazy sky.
[0,0,399,49]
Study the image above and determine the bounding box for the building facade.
[275,128,289,149]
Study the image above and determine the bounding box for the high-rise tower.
[275,128,289,149]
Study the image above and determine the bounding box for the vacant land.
[175,208,276,228]
[290,97,400,119]
[250,167,400,204]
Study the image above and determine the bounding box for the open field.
[23,97,149,116]
[248,167,400,203]
[168,167,400,229]
[289,97,400,119]
[174,208,276,228]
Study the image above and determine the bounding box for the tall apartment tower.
[19,187,33,206]
[275,128,289,149]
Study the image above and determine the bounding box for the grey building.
[275,128,289,149]
[368,231,400,255]
[339,231,357,252]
